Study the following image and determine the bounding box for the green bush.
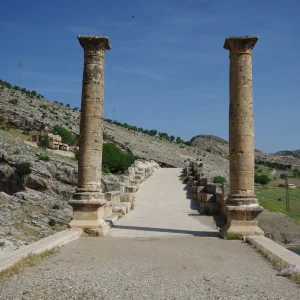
[48,219,56,227]
[255,174,271,185]
[53,125,75,146]
[102,143,136,173]
[38,155,50,161]
[74,148,79,160]
[39,134,50,149]
[9,98,18,105]
[13,149,21,155]
[15,162,32,178]
[213,176,227,184]
[102,166,110,174]
[0,124,11,131]
[22,129,30,135]
[39,104,48,110]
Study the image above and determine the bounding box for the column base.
[68,191,109,237]
[221,203,264,236]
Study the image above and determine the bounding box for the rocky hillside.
[191,135,300,170]
[0,84,230,175]
[0,130,120,252]
[0,82,231,253]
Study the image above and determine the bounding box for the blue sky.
[0,0,299,153]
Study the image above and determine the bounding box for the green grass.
[255,188,300,222]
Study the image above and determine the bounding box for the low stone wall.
[186,161,228,215]
[102,159,160,223]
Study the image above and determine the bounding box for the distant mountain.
[274,150,300,159]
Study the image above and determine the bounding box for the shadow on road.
[112,225,220,237]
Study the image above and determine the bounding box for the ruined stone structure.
[222,36,264,235]
[186,162,228,215]
[68,35,160,235]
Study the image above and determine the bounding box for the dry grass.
[0,248,58,284]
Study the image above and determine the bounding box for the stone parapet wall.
[103,159,160,221]
[186,162,228,215]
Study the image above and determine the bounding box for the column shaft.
[222,36,264,236]
[69,36,111,236]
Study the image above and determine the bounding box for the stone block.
[112,205,127,215]
[120,193,134,202]
[103,202,112,217]
[202,193,216,203]
[125,186,137,193]
[105,191,121,204]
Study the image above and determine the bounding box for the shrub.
[15,162,32,179]
[206,148,211,153]
[255,174,271,185]
[0,124,11,131]
[102,166,110,174]
[102,143,136,173]
[48,219,56,227]
[278,184,285,188]
[52,204,60,210]
[213,176,227,184]
[13,149,21,155]
[38,155,50,161]
[39,134,50,149]
[74,148,79,160]
[22,129,29,135]
[9,98,18,105]
[53,125,75,146]
[39,104,48,110]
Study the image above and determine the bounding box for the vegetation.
[48,219,56,227]
[255,188,300,222]
[213,176,227,183]
[0,248,57,284]
[15,162,32,179]
[0,124,11,131]
[102,165,110,174]
[102,143,136,173]
[255,159,291,171]
[13,149,21,155]
[0,79,44,99]
[104,118,191,145]
[53,125,75,146]
[39,133,50,149]
[223,232,244,240]
[254,173,271,185]
[38,155,50,161]
[39,104,48,110]
[9,98,18,105]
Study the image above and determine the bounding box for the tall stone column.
[222,36,264,236]
[69,36,111,236]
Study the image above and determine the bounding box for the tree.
[39,133,50,148]
[53,125,75,146]
[255,174,271,185]
[15,162,32,183]
[170,135,175,143]
[213,176,227,183]
[65,103,70,108]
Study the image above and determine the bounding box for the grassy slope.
[255,188,300,222]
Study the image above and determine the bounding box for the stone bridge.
[1,35,299,299]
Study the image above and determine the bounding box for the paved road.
[1,168,299,300]
[110,168,219,238]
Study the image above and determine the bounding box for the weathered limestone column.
[69,36,111,236]
[222,36,264,236]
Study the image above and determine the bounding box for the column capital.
[224,36,258,53]
[78,35,111,50]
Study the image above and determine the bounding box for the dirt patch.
[258,209,300,249]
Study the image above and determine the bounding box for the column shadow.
[112,225,220,237]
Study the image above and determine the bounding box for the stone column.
[69,36,111,236]
[222,36,264,236]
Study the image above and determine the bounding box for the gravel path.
[1,168,299,299]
